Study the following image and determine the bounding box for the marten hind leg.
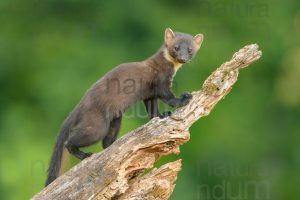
[66,118,109,160]
[102,115,122,149]
[65,141,91,160]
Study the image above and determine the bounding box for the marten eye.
[188,47,192,53]
[174,45,180,51]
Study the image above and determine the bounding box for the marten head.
[163,28,203,64]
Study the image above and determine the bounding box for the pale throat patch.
[163,48,183,73]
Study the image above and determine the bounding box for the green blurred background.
[0,0,300,199]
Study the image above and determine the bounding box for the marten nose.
[177,57,188,63]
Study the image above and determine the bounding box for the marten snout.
[177,57,188,64]
[169,44,193,64]
[174,47,191,63]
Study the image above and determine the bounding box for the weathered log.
[32,44,262,200]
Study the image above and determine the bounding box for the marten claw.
[181,92,192,99]
[83,152,93,159]
[160,111,172,118]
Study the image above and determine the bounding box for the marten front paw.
[180,92,193,106]
[181,92,193,100]
[159,111,172,118]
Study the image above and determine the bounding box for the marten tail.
[45,109,79,186]
[45,122,70,186]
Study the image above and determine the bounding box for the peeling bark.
[32,44,262,200]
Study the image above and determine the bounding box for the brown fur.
[45,28,203,186]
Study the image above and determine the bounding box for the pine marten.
[45,28,203,186]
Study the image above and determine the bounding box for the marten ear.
[165,28,175,44]
[193,34,204,49]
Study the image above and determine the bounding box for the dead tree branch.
[32,44,262,200]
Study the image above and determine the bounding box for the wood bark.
[32,44,262,200]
